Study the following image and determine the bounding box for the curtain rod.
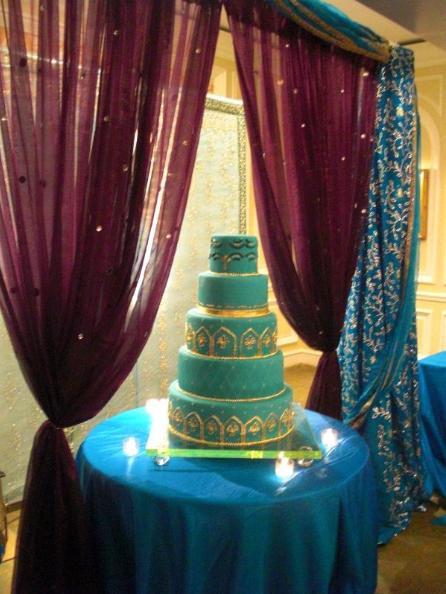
[218,23,425,50]
[399,38,426,46]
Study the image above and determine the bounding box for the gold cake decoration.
[195,326,211,352]
[168,405,295,446]
[186,324,196,350]
[243,335,257,349]
[206,419,218,435]
[197,305,269,317]
[185,323,277,358]
[240,328,259,355]
[207,271,258,277]
[216,335,229,349]
[214,326,237,355]
[265,414,279,432]
[225,420,242,436]
[176,385,286,402]
[168,425,295,447]
[272,328,278,349]
[247,418,262,435]
[186,413,202,432]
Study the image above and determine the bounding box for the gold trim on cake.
[207,271,259,277]
[195,326,212,353]
[185,323,277,358]
[259,327,274,356]
[176,385,286,402]
[185,347,278,361]
[214,326,237,356]
[168,423,294,447]
[240,327,259,355]
[197,305,269,317]
[265,413,279,433]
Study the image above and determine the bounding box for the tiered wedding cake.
[168,234,294,447]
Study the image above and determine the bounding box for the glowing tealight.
[145,398,168,419]
[275,453,295,481]
[123,437,139,457]
[321,428,339,450]
[146,399,169,452]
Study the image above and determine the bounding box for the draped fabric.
[0,1,221,592]
[339,46,424,543]
[266,0,390,62]
[224,0,377,419]
[419,353,446,499]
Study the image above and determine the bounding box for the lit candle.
[145,398,156,415]
[146,398,168,424]
[275,453,295,481]
[123,437,139,457]
[321,428,339,450]
[146,398,169,451]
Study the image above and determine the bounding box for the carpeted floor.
[0,507,19,594]
[285,364,446,594]
[1,364,445,593]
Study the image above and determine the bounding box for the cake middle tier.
[186,307,277,357]
[198,272,268,310]
[177,346,284,397]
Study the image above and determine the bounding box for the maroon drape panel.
[0,1,221,592]
[225,0,377,418]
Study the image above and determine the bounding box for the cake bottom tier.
[168,381,294,447]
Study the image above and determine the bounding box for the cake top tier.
[209,234,258,274]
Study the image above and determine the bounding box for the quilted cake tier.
[198,272,268,311]
[177,346,283,398]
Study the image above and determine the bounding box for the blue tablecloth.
[77,407,378,594]
[419,352,446,497]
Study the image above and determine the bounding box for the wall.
[415,58,446,358]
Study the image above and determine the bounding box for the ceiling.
[329,0,446,66]
[357,0,446,52]
[221,2,446,68]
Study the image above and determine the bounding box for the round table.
[77,407,378,594]
[419,352,446,498]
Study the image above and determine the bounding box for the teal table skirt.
[419,352,446,497]
[76,407,378,594]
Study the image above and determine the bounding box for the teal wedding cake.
[168,234,294,447]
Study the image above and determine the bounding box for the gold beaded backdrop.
[0,95,247,500]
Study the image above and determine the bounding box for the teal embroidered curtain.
[339,46,424,544]
[265,0,423,542]
[266,0,390,61]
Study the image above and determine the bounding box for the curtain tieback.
[41,419,65,433]
[319,349,339,358]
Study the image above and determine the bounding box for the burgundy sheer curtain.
[0,1,221,592]
[225,0,377,418]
